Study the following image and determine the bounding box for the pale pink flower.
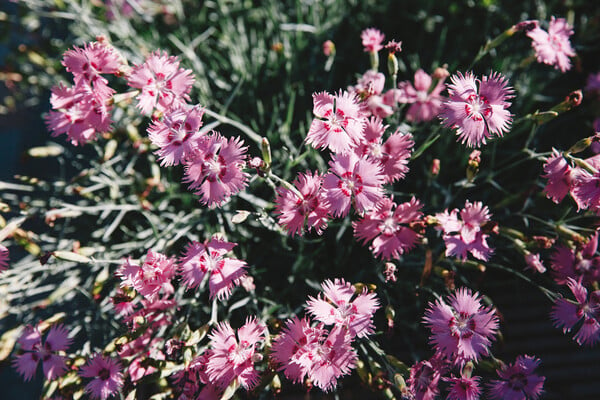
[322,152,384,217]
[353,197,423,260]
[551,277,600,346]
[0,245,8,271]
[116,250,176,302]
[445,375,481,400]
[46,83,113,146]
[525,253,546,273]
[550,232,600,285]
[440,72,513,148]
[355,117,414,184]
[275,171,330,236]
[183,133,248,207]
[206,317,266,390]
[542,149,572,203]
[147,105,205,166]
[436,201,494,261]
[488,355,545,400]
[527,17,576,73]
[306,278,379,338]
[423,288,499,364]
[79,354,124,400]
[179,236,247,300]
[407,354,449,400]
[62,41,122,100]
[306,91,367,154]
[397,69,446,122]
[13,324,71,381]
[361,28,385,53]
[127,51,194,114]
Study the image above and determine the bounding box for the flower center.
[464,94,492,121]
[449,311,476,339]
[202,155,227,182]
[338,172,363,197]
[379,216,398,235]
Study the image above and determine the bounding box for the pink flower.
[306,91,367,154]
[407,354,449,400]
[542,149,572,203]
[79,354,124,400]
[445,375,481,400]
[551,277,600,346]
[118,334,164,382]
[550,232,600,285]
[0,245,8,272]
[274,171,330,236]
[355,117,414,184]
[322,40,335,57]
[116,250,176,302]
[440,72,513,148]
[488,355,545,400]
[423,288,499,364]
[353,197,423,260]
[179,236,248,300]
[322,152,384,217]
[206,317,266,390]
[13,324,71,381]
[397,69,446,122]
[46,83,113,146]
[147,106,205,166]
[525,253,546,273]
[127,51,195,114]
[351,70,386,97]
[270,318,357,392]
[361,28,385,53]
[527,17,576,73]
[306,278,379,338]
[569,167,600,213]
[436,201,494,261]
[183,133,248,207]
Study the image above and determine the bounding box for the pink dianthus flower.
[306,91,367,154]
[353,196,423,260]
[407,354,449,400]
[79,354,124,400]
[440,72,513,148]
[183,133,248,207]
[127,51,194,114]
[397,69,446,122]
[436,201,494,261]
[322,152,384,217]
[361,28,385,53]
[423,288,499,364]
[116,250,176,302]
[13,324,71,381]
[488,355,545,400]
[551,277,600,346]
[274,171,330,236]
[542,149,572,203]
[306,278,379,338]
[527,17,576,73]
[206,317,266,390]
[179,236,247,300]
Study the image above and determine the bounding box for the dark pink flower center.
[202,154,227,182]
[464,94,492,121]
[338,171,363,197]
[99,367,110,381]
[508,372,527,390]
[323,108,349,133]
[449,311,476,339]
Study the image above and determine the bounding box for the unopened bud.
[567,136,593,154]
[322,40,335,57]
[261,137,272,167]
[467,150,481,182]
[432,66,450,80]
[387,52,399,77]
[513,20,539,33]
[431,158,440,176]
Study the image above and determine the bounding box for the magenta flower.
[206,317,266,390]
[355,117,414,184]
[423,288,499,364]
[13,324,71,381]
[0,245,8,272]
[361,28,385,53]
[488,355,545,400]
[274,171,330,236]
[527,17,576,73]
[397,69,446,122]
[183,133,248,207]
[445,375,481,400]
[525,253,546,273]
[550,232,600,285]
[436,201,494,261]
[440,72,513,148]
[79,354,124,400]
[322,152,384,217]
[46,83,113,146]
[306,91,367,154]
[147,106,205,166]
[127,51,194,114]
[542,149,572,203]
[569,167,600,213]
[407,354,449,400]
[551,277,600,346]
[353,197,423,260]
[179,236,248,300]
[116,250,176,302]
[306,278,379,338]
